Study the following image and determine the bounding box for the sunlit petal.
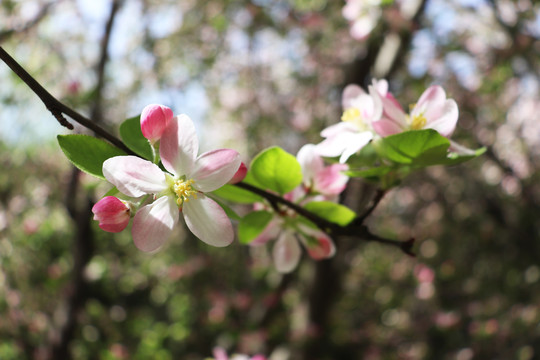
[132,196,179,252]
[273,232,301,273]
[103,156,167,197]
[183,195,234,247]
[160,114,199,176]
[190,149,241,192]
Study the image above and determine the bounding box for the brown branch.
[234,182,414,255]
[0,45,134,155]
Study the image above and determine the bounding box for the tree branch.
[234,182,414,255]
[0,45,134,155]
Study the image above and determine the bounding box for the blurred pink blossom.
[342,0,382,40]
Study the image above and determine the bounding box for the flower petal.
[160,114,199,176]
[300,227,336,260]
[339,131,373,163]
[314,163,349,196]
[372,118,405,137]
[132,196,179,252]
[189,149,241,192]
[92,196,131,233]
[103,156,168,197]
[297,144,324,185]
[182,195,234,247]
[342,84,365,109]
[251,219,282,246]
[140,104,174,143]
[413,85,446,119]
[273,231,301,273]
[426,99,459,137]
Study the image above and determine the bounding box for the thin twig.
[0,46,134,155]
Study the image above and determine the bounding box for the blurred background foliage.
[1,0,539,359]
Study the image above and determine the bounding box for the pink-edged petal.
[320,121,357,138]
[228,162,248,184]
[314,163,349,196]
[103,156,168,197]
[339,131,373,163]
[342,84,365,109]
[140,104,174,143]
[160,114,199,176]
[182,195,234,247]
[426,99,459,137]
[372,118,405,137]
[132,196,179,252]
[189,149,241,192]
[370,85,406,127]
[316,128,358,159]
[273,232,301,273]
[251,219,281,246]
[92,196,131,233]
[297,144,324,184]
[413,85,446,118]
[300,227,336,260]
[372,78,388,96]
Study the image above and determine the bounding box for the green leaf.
[211,184,262,204]
[238,211,274,244]
[303,201,356,226]
[375,129,451,166]
[119,115,153,160]
[441,146,487,165]
[57,135,127,180]
[250,146,302,195]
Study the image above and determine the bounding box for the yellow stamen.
[341,108,367,131]
[407,103,427,130]
[173,179,197,206]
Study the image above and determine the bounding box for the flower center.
[342,108,368,131]
[409,113,427,130]
[407,103,427,130]
[173,178,197,206]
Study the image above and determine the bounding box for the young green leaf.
[211,184,262,204]
[119,115,153,161]
[303,201,356,226]
[57,134,127,180]
[238,210,274,244]
[250,146,302,195]
[375,129,450,166]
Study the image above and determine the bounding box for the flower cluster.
[316,79,459,162]
[250,145,348,273]
[92,104,241,252]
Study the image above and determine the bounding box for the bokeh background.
[1,0,539,359]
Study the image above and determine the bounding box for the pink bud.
[140,104,174,143]
[92,196,131,233]
[228,162,247,184]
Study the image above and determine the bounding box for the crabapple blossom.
[102,113,241,252]
[92,196,132,233]
[371,84,459,137]
[140,104,174,144]
[316,81,384,163]
[250,146,341,272]
[296,144,348,199]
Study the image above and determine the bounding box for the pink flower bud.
[228,162,247,184]
[140,104,174,143]
[92,196,131,233]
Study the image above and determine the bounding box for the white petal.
[273,232,301,273]
[160,114,199,176]
[182,195,233,247]
[189,149,241,192]
[339,131,373,163]
[427,99,459,137]
[296,144,323,184]
[132,196,179,252]
[103,156,168,197]
[342,84,365,109]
